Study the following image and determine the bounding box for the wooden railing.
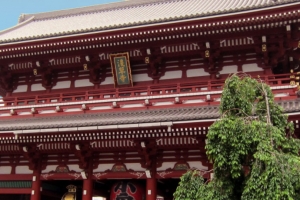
[1,73,293,107]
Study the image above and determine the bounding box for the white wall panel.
[13,85,28,93]
[52,81,71,89]
[188,161,208,170]
[16,166,33,174]
[157,162,176,171]
[93,164,114,172]
[68,164,81,172]
[42,165,57,173]
[0,166,11,174]
[187,68,209,77]
[160,71,182,80]
[75,79,94,87]
[31,83,45,91]
[124,163,144,171]
[220,65,238,74]
[242,63,263,72]
[132,73,152,82]
[101,77,114,85]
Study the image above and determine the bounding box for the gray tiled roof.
[0,0,298,43]
[0,106,219,131]
[0,99,300,131]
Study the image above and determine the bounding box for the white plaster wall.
[0,166,11,174]
[42,165,57,173]
[13,85,27,93]
[39,110,56,114]
[31,83,45,91]
[101,77,114,85]
[220,65,238,74]
[242,63,263,72]
[274,93,289,97]
[18,112,31,115]
[64,108,82,112]
[183,99,205,104]
[75,79,94,87]
[68,164,81,172]
[157,162,176,171]
[153,101,173,106]
[90,106,111,110]
[52,81,71,89]
[93,164,114,172]
[132,73,152,82]
[122,104,144,108]
[188,161,208,170]
[0,113,11,116]
[16,166,33,174]
[160,70,182,80]
[124,163,144,171]
[187,68,209,77]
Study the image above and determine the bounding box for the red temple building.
[0,0,299,199]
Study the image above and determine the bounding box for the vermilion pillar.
[146,177,157,200]
[31,162,41,200]
[82,159,93,200]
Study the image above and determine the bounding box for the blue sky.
[0,0,120,31]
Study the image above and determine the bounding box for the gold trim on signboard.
[109,52,133,88]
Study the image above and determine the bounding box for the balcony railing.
[1,73,292,108]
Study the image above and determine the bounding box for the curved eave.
[0,1,299,45]
[0,17,35,36]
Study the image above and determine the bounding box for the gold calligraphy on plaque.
[110,53,133,87]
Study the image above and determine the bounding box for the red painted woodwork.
[0,174,32,180]
[30,163,41,200]
[0,1,299,199]
[0,188,31,194]
[40,173,83,180]
[93,171,146,180]
[82,159,93,200]
[146,178,157,200]
[82,178,93,200]
[92,170,194,180]
[0,3,298,65]
[3,73,293,103]
[0,73,295,120]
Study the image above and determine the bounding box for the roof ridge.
[1,0,298,44]
[0,16,35,35]
[19,0,175,23]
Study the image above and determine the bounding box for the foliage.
[173,170,205,200]
[174,74,300,200]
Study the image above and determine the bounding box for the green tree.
[174,74,300,200]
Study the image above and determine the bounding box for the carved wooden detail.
[73,143,92,170]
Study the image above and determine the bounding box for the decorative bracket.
[82,55,105,84]
[138,140,157,168]
[73,143,92,169]
[20,145,40,170]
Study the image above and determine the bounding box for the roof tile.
[0,99,298,131]
[0,0,298,43]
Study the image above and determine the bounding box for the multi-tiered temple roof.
[0,1,299,199]
[0,0,298,43]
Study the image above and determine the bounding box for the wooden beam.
[0,188,31,194]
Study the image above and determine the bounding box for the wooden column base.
[82,178,93,200]
[146,178,157,200]
[30,174,41,200]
